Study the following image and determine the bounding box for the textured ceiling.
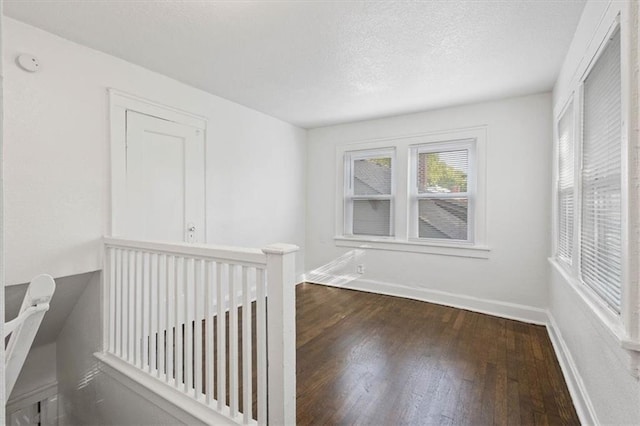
[5,0,585,128]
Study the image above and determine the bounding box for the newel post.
[262,243,299,426]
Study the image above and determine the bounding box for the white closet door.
[125,110,205,243]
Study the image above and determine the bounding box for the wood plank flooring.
[296,283,579,425]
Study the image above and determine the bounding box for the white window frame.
[579,24,624,314]
[408,139,477,244]
[343,148,396,238]
[554,95,578,270]
[550,3,640,364]
[335,127,488,259]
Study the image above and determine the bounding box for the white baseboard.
[305,277,548,325]
[545,312,598,426]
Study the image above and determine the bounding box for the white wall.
[4,18,307,286]
[6,343,58,426]
[549,1,640,424]
[8,342,56,402]
[306,93,552,321]
[549,267,640,424]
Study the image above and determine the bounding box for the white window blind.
[412,142,474,242]
[345,150,394,237]
[580,28,622,312]
[557,100,574,265]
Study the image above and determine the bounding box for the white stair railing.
[5,274,56,397]
[101,237,298,425]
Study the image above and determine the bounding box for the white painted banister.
[5,274,56,397]
[263,244,298,426]
[104,237,267,266]
[101,237,298,425]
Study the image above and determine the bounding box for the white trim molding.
[108,89,208,239]
[6,380,57,414]
[545,313,599,426]
[334,236,490,258]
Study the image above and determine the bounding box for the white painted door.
[125,110,205,243]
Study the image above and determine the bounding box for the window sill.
[334,236,490,259]
[548,257,640,353]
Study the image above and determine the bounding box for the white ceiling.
[5,0,585,129]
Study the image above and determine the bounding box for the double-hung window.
[554,25,623,315]
[580,28,622,312]
[338,129,486,257]
[410,141,476,243]
[556,100,575,267]
[551,5,640,369]
[343,149,395,237]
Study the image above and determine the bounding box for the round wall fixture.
[16,54,40,72]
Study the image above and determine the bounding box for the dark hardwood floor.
[186,283,578,424]
[295,283,579,425]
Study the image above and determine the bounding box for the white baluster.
[105,247,113,353]
[205,261,214,405]
[229,265,239,418]
[149,254,157,373]
[158,254,166,378]
[166,256,175,383]
[109,248,119,354]
[134,251,142,367]
[142,252,149,370]
[185,258,193,394]
[175,257,183,389]
[118,249,125,358]
[128,250,135,362]
[121,250,129,359]
[216,263,226,411]
[256,267,267,425]
[242,266,253,424]
[194,259,203,399]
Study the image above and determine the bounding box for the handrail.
[101,238,298,425]
[4,304,50,337]
[104,237,267,267]
[5,274,56,397]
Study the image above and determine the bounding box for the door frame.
[108,89,208,241]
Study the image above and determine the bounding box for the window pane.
[418,198,468,240]
[353,199,391,236]
[418,150,468,194]
[558,188,574,261]
[557,100,574,264]
[581,28,622,313]
[354,157,392,195]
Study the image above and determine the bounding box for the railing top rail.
[104,236,267,266]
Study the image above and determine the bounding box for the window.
[580,28,622,313]
[337,128,487,258]
[410,141,475,243]
[556,100,575,266]
[550,6,640,368]
[343,149,395,237]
